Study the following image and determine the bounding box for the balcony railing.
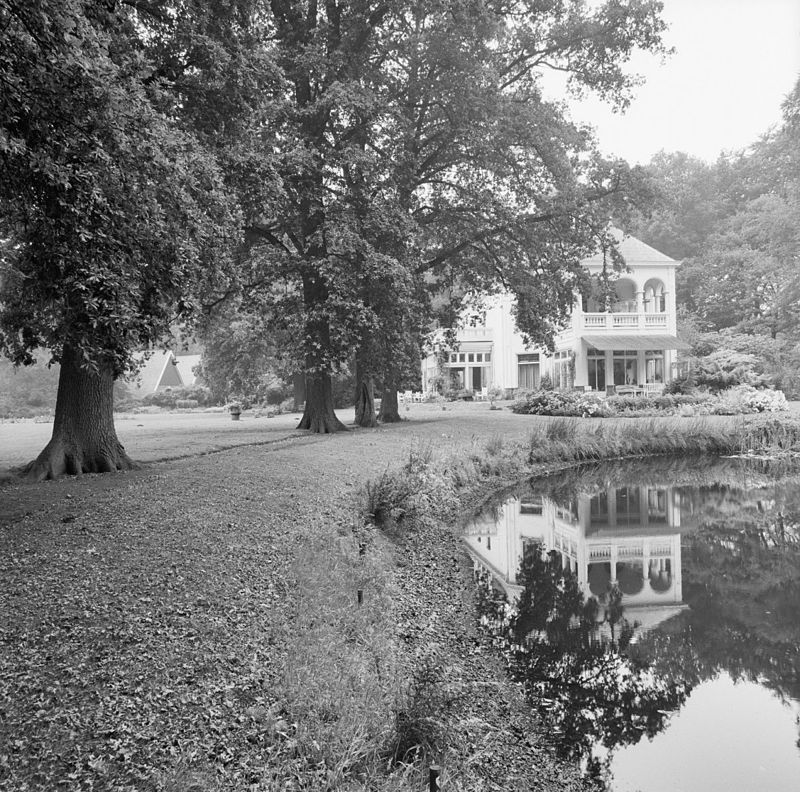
[580,312,669,330]
[458,327,493,340]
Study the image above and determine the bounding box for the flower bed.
[511,386,788,418]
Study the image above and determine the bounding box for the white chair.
[644,382,665,396]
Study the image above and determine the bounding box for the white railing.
[618,543,644,559]
[458,327,493,340]
[580,312,669,330]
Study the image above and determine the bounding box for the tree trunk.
[22,346,138,481]
[354,377,378,427]
[292,372,306,411]
[378,387,401,422]
[297,371,348,433]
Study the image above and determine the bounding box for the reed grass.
[527,415,800,465]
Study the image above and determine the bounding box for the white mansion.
[422,231,689,396]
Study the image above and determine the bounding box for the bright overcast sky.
[543,0,800,165]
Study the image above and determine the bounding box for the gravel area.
[0,403,586,791]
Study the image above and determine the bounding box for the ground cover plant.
[511,385,788,418]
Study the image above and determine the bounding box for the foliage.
[630,76,800,396]
[487,385,505,406]
[141,387,215,410]
[690,349,766,392]
[197,313,294,405]
[476,553,688,777]
[711,384,788,415]
[511,387,788,418]
[0,358,60,418]
[0,1,240,376]
[241,0,670,429]
[512,390,614,417]
[386,646,460,765]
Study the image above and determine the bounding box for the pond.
[464,456,800,792]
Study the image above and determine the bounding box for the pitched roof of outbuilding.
[581,229,677,267]
[128,350,178,394]
[174,354,201,387]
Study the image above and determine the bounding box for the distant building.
[422,230,689,395]
[126,350,199,398]
[174,354,201,387]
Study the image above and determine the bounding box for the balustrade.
[580,312,669,330]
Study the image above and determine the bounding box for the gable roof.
[174,354,201,387]
[581,229,677,268]
[128,350,180,394]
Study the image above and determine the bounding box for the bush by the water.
[511,385,788,418]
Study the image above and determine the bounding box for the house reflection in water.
[464,482,693,631]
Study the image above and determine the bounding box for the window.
[587,350,606,391]
[518,353,540,390]
[554,351,573,390]
[646,350,664,383]
[468,353,474,362]
[613,350,638,386]
[520,497,543,515]
[616,487,641,523]
[647,489,668,523]
[459,353,466,362]
[590,492,609,525]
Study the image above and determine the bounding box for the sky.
[542,0,800,165]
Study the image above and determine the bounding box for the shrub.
[692,349,766,393]
[174,399,199,409]
[511,390,611,417]
[712,385,788,415]
[387,647,459,764]
[487,384,505,405]
[141,386,214,409]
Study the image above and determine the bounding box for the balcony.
[457,327,493,341]
[580,312,669,331]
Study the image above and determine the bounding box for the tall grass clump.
[528,416,800,465]
[386,646,461,766]
[276,528,407,789]
[361,445,476,534]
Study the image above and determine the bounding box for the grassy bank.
[2,410,799,792]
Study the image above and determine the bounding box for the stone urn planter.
[229,403,242,421]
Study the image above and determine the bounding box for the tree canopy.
[630,74,800,394]
[0,0,246,476]
[1,0,673,472]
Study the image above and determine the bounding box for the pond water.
[464,456,800,792]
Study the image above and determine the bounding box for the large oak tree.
[0,1,242,478]
[249,0,669,431]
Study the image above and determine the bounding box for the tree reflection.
[477,543,689,784]
[634,477,800,706]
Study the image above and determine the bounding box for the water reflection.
[466,457,800,790]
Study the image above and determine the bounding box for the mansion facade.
[422,231,689,396]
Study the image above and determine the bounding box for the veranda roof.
[583,334,690,351]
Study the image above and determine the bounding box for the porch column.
[636,290,645,326]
